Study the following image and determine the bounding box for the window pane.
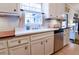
[21,3,43,26]
[30,3,41,9]
[33,13,42,24]
[21,3,42,12]
[25,12,33,18]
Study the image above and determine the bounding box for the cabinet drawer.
[8,36,30,47]
[31,31,54,41]
[0,40,7,49]
[19,36,30,44]
[46,31,54,36]
[31,33,46,41]
[9,44,30,55]
[0,49,8,55]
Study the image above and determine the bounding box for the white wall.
[0,16,19,31]
[0,3,19,12]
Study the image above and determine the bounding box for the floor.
[54,42,79,55]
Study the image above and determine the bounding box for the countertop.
[15,28,59,36]
[0,27,70,38]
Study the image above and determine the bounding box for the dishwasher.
[54,29,64,53]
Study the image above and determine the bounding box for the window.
[25,12,42,24]
[21,3,42,26]
[21,3,42,12]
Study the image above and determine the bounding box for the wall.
[0,3,19,12]
[0,16,19,31]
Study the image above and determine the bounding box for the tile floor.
[54,42,79,55]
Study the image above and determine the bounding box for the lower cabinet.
[31,39,45,55]
[9,44,30,55]
[31,36,54,55]
[0,31,54,55]
[0,49,8,55]
[44,36,54,55]
[63,33,69,46]
[63,29,70,46]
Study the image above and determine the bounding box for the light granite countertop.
[15,28,59,36]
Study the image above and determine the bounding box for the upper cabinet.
[0,3,20,13]
[49,3,65,17]
[43,3,65,18]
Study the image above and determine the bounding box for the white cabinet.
[8,36,30,55]
[8,36,30,47]
[0,40,8,49]
[0,31,54,55]
[9,44,30,55]
[50,3,65,17]
[63,29,70,46]
[31,31,54,55]
[31,32,54,41]
[43,3,65,18]
[31,39,45,55]
[44,36,54,55]
[0,49,8,55]
[0,3,20,13]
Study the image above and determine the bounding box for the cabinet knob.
[14,9,16,11]
[20,9,24,11]
[18,40,21,43]
[25,46,28,50]
[46,40,48,43]
[41,41,43,45]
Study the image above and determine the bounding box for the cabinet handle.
[18,40,21,43]
[46,40,48,43]
[20,9,24,11]
[14,9,16,11]
[41,41,43,45]
[25,46,28,50]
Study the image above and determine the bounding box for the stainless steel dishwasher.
[54,29,64,53]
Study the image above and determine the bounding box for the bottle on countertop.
[26,20,30,30]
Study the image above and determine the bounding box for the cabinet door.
[64,34,67,46]
[44,36,54,55]
[49,3,65,17]
[0,40,8,49]
[0,3,20,12]
[9,44,30,55]
[0,49,8,55]
[31,39,44,55]
[66,33,69,44]
[8,36,30,47]
[64,33,69,46]
[63,29,69,46]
